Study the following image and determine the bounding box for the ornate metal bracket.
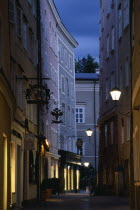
[51,108,63,124]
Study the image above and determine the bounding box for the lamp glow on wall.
[110,87,121,101]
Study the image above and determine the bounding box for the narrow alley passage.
[23,192,129,210]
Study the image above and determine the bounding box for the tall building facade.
[0,1,16,209]
[40,0,60,183]
[75,73,99,170]
[57,13,80,192]
[9,0,39,207]
[98,0,131,195]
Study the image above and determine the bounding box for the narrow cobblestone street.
[23,192,129,210]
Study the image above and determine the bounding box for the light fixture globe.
[86,128,93,137]
[110,87,121,101]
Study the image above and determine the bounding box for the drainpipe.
[94,81,97,173]
[37,0,42,200]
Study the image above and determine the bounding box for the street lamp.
[84,162,89,167]
[110,87,121,101]
[86,128,93,139]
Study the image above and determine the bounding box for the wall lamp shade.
[86,128,93,137]
[84,162,89,167]
[110,87,121,101]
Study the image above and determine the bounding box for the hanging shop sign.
[24,133,35,150]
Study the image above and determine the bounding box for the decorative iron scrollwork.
[25,84,51,105]
[51,108,63,124]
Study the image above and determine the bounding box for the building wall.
[9,0,38,205]
[40,0,60,181]
[99,0,131,195]
[75,78,99,169]
[0,0,16,209]
[132,0,140,209]
[58,29,77,153]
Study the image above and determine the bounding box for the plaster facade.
[75,73,99,170]
[99,0,131,195]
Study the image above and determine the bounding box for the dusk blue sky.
[54,0,99,62]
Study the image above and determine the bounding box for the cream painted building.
[9,0,38,207]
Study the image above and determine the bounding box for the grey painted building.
[75,73,99,170]
[98,0,131,195]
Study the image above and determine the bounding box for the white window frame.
[61,75,65,94]
[69,55,72,71]
[76,105,85,123]
[62,102,66,125]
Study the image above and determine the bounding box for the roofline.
[48,0,78,48]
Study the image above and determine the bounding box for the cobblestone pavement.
[23,192,129,210]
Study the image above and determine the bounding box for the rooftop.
[75,73,99,80]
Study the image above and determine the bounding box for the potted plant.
[40,179,53,201]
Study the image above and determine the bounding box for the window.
[17,79,23,108]
[102,10,104,30]
[118,4,122,39]
[105,78,109,100]
[125,58,129,87]
[127,117,130,141]
[110,121,113,144]
[71,82,74,99]
[121,118,125,144]
[111,26,115,51]
[67,105,71,126]
[9,0,15,23]
[69,55,72,71]
[23,21,27,50]
[107,0,110,14]
[106,34,109,58]
[16,7,22,37]
[71,108,75,129]
[59,45,63,61]
[76,106,85,123]
[119,65,123,90]
[124,0,129,29]
[61,75,65,94]
[105,124,107,147]
[32,0,37,17]
[66,77,69,96]
[110,72,114,89]
[62,103,65,124]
